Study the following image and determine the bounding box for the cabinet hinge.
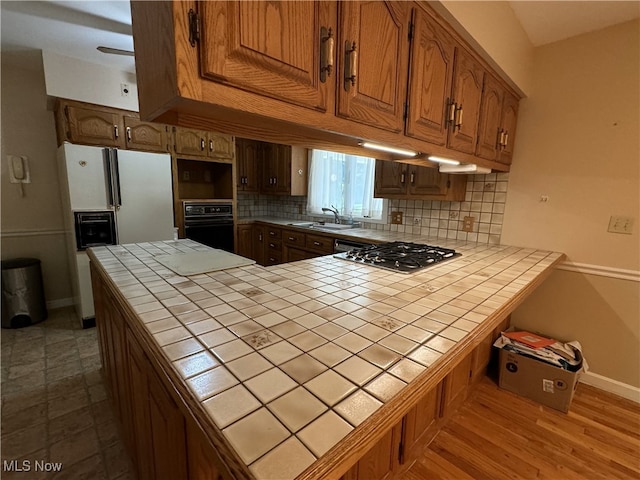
[408,21,414,41]
[188,9,200,47]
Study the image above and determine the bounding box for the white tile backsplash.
[237,173,509,244]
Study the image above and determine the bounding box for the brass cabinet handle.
[269,243,276,248]
[455,105,463,129]
[504,132,509,147]
[410,172,415,184]
[114,125,119,139]
[498,129,505,149]
[288,236,296,241]
[209,139,214,152]
[273,177,277,185]
[400,173,405,184]
[200,138,205,151]
[320,27,335,82]
[258,234,263,241]
[269,231,276,236]
[447,99,456,127]
[314,241,321,246]
[344,41,358,91]
[126,126,131,141]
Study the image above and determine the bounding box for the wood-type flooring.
[401,377,640,480]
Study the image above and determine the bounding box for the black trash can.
[1,258,48,328]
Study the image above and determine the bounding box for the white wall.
[501,20,640,389]
[42,50,139,111]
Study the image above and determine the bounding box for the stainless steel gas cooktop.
[334,241,460,274]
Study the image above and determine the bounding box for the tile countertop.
[88,238,565,480]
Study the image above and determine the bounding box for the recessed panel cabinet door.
[123,116,168,152]
[447,49,484,155]
[475,74,505,161]
[374,160,407,196]
[498,91,519,165]
[338,1,410,132]
[408,167,450,197]
[406,8,455,146]
[198,1,333,112]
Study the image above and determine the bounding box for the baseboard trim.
[46,297,74,309]
[558,262,640,282]
[580,371,640,403]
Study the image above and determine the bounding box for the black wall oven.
[183,201,234,252]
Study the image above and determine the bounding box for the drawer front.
[282,229,306,247]
[265,252,282,265]
[267,240,282,252]
[266,228,282,240]
[306,234,334,254]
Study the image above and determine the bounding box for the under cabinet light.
[439,164,491,174]
[360,142,417,157]
[427,155,460,165]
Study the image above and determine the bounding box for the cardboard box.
[497,348,582,413]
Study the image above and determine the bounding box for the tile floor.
[1,307,135,480]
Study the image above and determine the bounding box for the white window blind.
[306,149,383,220]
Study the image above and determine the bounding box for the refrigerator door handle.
[111,149,122,209]
[103,149,115,207]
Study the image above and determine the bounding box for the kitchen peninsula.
[88,237,564,480]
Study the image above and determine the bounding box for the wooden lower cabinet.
[402,382,443,464]
[342,421,403,480]
[440,351,474,418]
[236,224,253,259]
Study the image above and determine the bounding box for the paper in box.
[494,332,587,413]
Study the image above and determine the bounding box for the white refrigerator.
[57,143,175,326]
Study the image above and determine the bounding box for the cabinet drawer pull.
[455,105,463,129]
[288,236,296,241]
[344,41,358,91]
[410,172,415,184]
[209,139,214,152]
[313,241,322,246]
[269,243,276,248]
[400,173,405,184]
[126,126,131,141]
[200,138,205,150]
[447,99,456,126]
[320,27,335,82]
[504,132,509,147]
[114,125,119,139]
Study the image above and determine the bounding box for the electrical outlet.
[608,215,634,234]
[462,216,475,232]
[120,83,130,97]
[391,211,403,224]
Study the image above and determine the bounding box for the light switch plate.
[462,216,475,232]
[608,216,634,234]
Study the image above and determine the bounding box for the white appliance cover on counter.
[154,250,255,276]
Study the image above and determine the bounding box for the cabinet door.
[343,421,402,480]
[403,382,442,463]
[374,159,407,196]
[408,167,450,197]
[66,104,124,148]
[337,1,410,132]
[440,351,473,418]
[273,145,293,195]
[405,8,456,146]
[475,74,505,161]
[236,138,261,193]
[498,91,519,165]
[447,48,484,155]
[207,133,235,161]
[253,224,266,266]
[187,418,230,480]
[148,368,188,480]
[470,332,494,385]
[174,127,208,157]
[127,330,155,480]
[124,116,168,152]
[199,1,333,112]
[236,224,254,259]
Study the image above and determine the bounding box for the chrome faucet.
[322,205,341,224]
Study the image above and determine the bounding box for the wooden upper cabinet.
[498,90,519,165]
[262,143,308,195]
[374,160,407,196]
[174,127,209,157]
[198,1,333,112]
[447,48,484,155]
[65,104,125,148]
[173,127,234,161]
[476,75,519,165]
[374,159,466,201]
[236,138,261,193]
[123,116,168,152]
[405,8,456,146]
[337,1,410,132]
